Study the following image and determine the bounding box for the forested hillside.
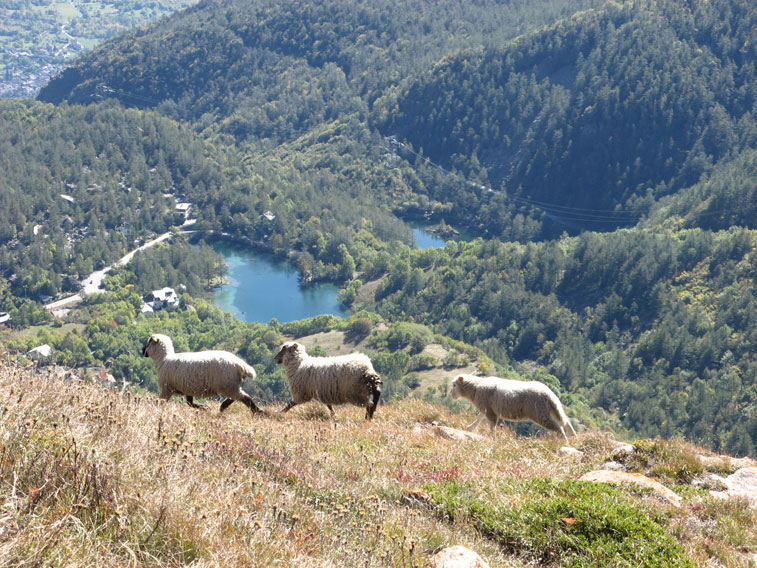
[0,100,225,323]
[1,0,751,456]
[376,0,757,237]
[37,0,603,144]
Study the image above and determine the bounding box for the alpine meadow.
[1,0,757,565]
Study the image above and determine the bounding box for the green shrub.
[426,479,695,568]
[280,314,339,337]
[408,353,437,371]
[619,438,705,485]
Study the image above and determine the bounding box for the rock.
[558,446,584,458]
[691,473,728,492]
[402,490,433,510]
[579,470,681,506]
[698,454,757,470]
[430,546,490,568]
[434,426,485,442]
[600,461,626,471]
[608,441,635,457]
[709,467,757,508]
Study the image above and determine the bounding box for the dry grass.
[0,361,754,567]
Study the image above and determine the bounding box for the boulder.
[579,470,681,506]
[558,446,584,458]
[430,546,490,568]
[434,426,485,442]
[709,467,757,508]
[698,454,756,470]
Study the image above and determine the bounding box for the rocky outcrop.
[709,467,757,508]
[578,470,681,507]
[434,426,485,442]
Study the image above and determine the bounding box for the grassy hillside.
[0,361,755,566]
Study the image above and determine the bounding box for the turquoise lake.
[210,242,345,323]
[411,225,446,249]
[210,227,446,323]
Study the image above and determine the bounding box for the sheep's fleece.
[274,341,382,419]
[451,374,575,438]
[142,333,260,413]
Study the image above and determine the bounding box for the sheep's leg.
[366,385,381,420]
[326,404,336,419]
[485,408,498,434]
[219,398,234,412]
[565,419,577,437]
[282,400,298,413]
[185,396,209,410]
[466,412,485,430]
[239,393,262,414]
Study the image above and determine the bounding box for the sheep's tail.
[550,395,576,437]
[238,361,257,380]
[365,372,382,420]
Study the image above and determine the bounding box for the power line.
[385,136,646,226]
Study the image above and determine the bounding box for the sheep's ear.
[456,376,464,383]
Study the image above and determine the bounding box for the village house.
[28,344,54,363]
[142,287,180,313]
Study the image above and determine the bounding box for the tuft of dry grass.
[0,360,754,567]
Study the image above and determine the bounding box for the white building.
[149,287,179,311]
[29,344,54,363]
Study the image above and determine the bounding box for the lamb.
[451,374,576,439]
[142,333,261,414]
[274,341,382,420]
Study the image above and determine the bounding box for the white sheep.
[451,374,576,439]
[142,333,261,414]
[274,341,382,420]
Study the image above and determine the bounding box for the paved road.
[45,230,178,311]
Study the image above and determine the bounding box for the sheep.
[142,333,261,414]
[274,341,382,420]
[451,374,576,439]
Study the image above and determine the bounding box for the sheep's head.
[451,376,466,399]
[142,334,173,358]
[274,342,304,365]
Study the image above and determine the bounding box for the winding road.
[45,218,196,314]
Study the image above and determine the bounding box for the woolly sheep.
[142,333,261,414]
[451,374,575,439]
[274,341,382,420]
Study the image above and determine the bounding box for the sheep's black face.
[274,345,288,365]
[274,343,296,364]
[142,337,154,357]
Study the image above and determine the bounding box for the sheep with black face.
[274,341,381,420]
[143,333,260,414]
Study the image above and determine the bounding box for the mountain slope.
[0,360,754,567]
[376,0,757,236]
[37,0,604,144]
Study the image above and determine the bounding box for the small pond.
[210,224,450,323]
[410,225,447,249]
[210,241,346,324]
